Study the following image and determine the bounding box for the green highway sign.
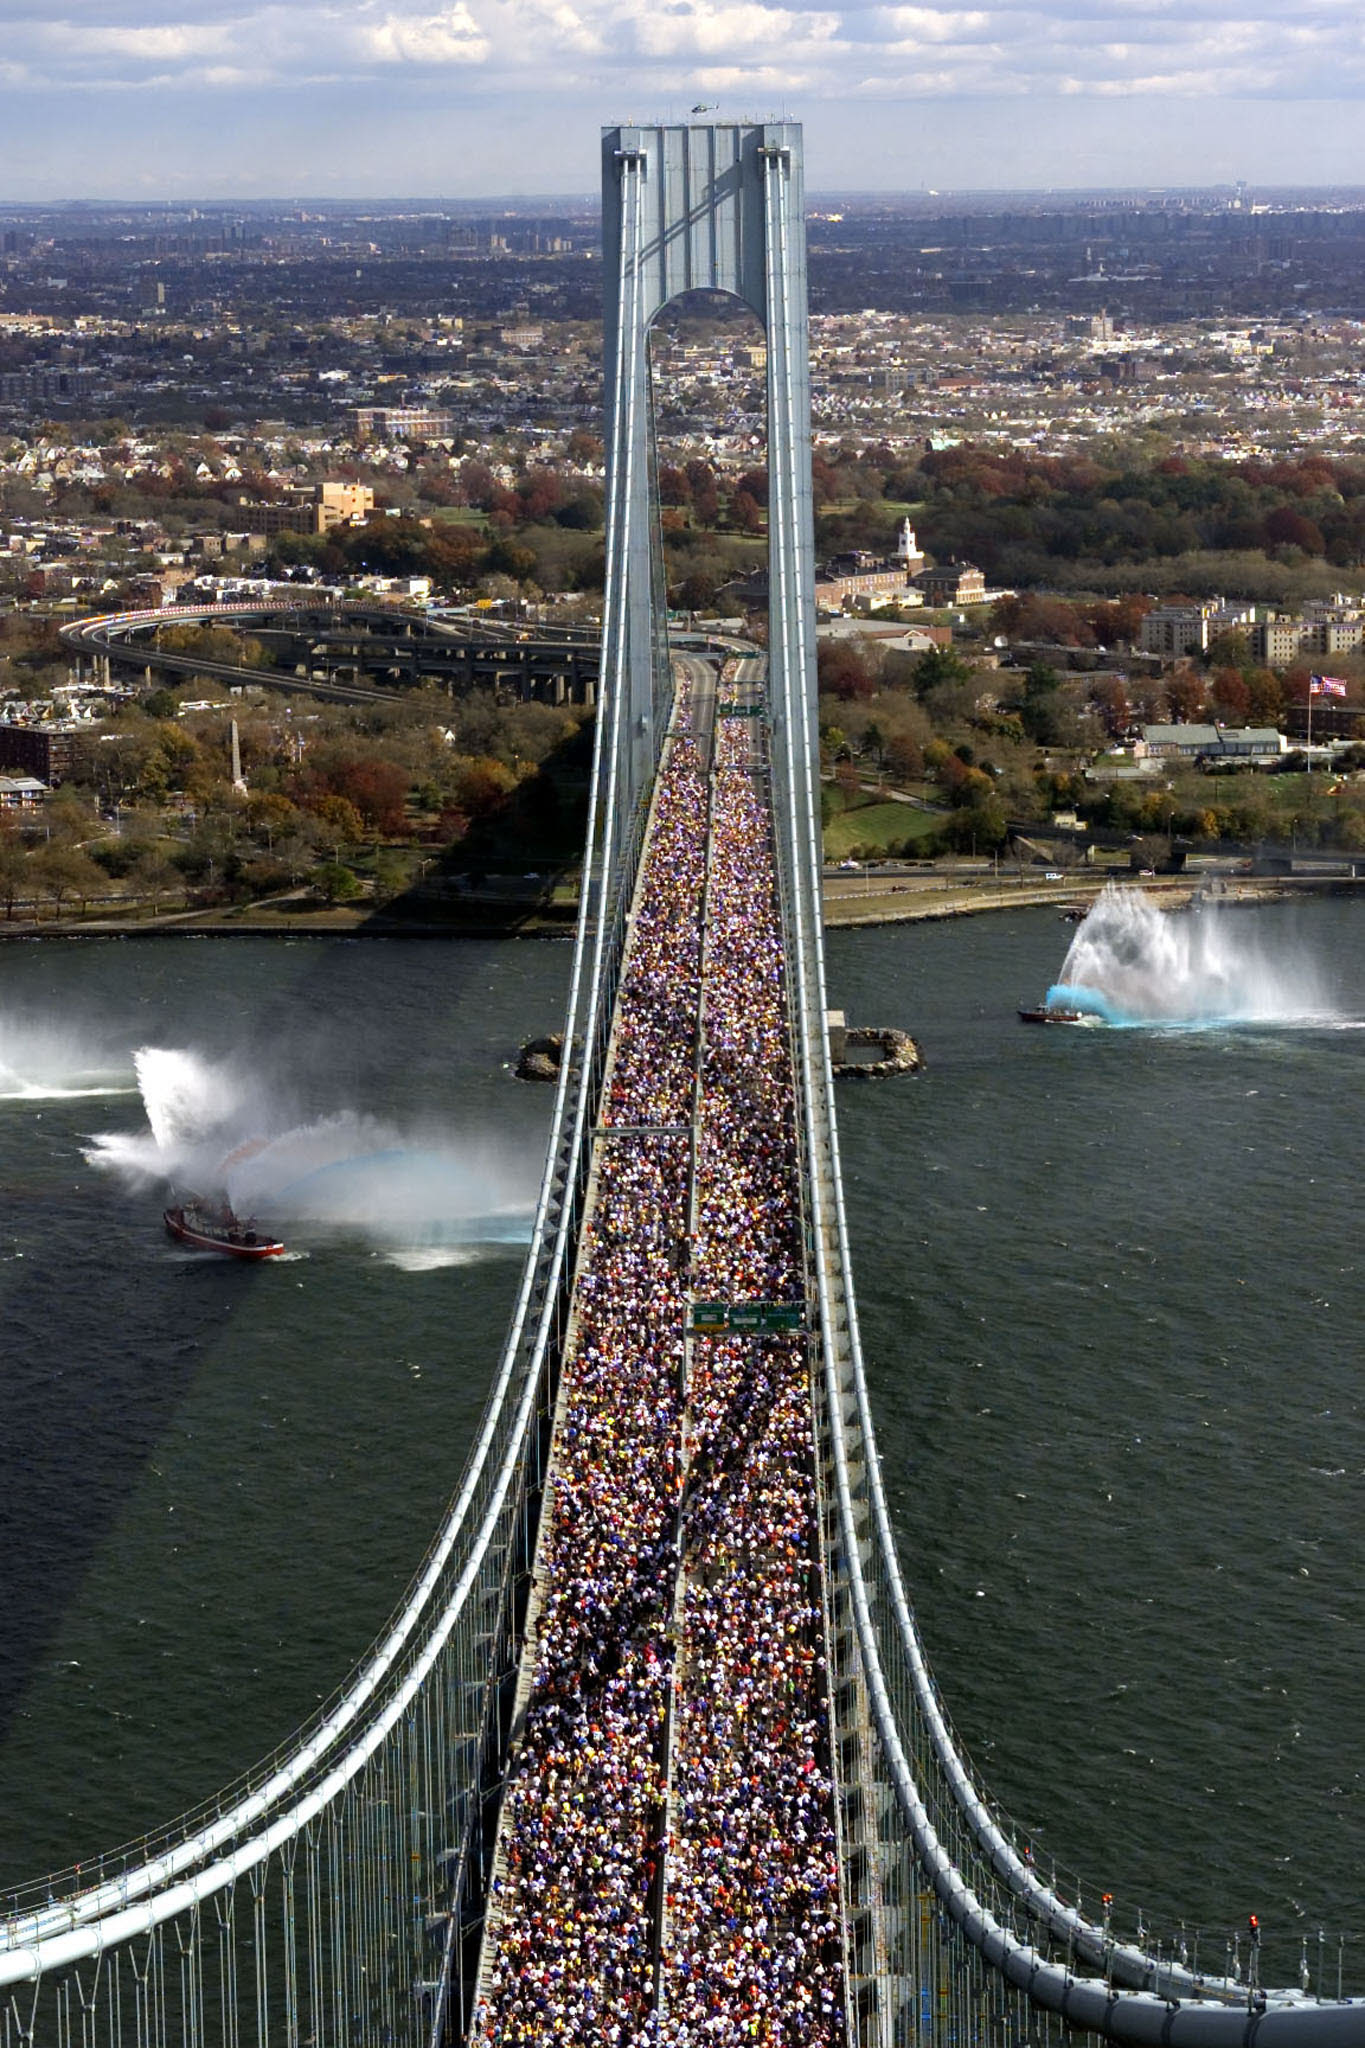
[689,1301,806,1334]
[689,1302,730,1333]
[756,1303,805,1331]
[718,702,763,718]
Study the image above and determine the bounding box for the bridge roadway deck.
[470,667,852,2045]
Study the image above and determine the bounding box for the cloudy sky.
[1,0,1363,198]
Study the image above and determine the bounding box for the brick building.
[0,724,82,783]
[911,561,988,606]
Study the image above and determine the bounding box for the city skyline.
[2,0,1365,200]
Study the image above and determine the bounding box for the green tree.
[912,645,972,701]
[371,851,412,903]
[313,861,362,904]
[1205,629,1255,675]
[946,796,1009,851]
[1016,661,1067,743]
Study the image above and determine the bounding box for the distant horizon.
[7,178,1365,213]
[4,66,1365,206]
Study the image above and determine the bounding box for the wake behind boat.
[164,1200,285,1259]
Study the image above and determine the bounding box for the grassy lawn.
[823,800,944,859]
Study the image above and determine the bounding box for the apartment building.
[0,724,82,783]
[349,407,455,443]
[1138,600,1254,658]
[242,481,376,539]
[1249,614,1363,663]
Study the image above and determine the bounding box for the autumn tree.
[31,846,105,919]
[1091,675,1131,739]
[818,640,877,703]
[306,793,366,846]
[1166,671,1208,722]
[884,729,924,782]
[450,756,517,823]
[1209,668,1251,721]
[1246,669,1286,724]
[1263,507,1326,555]
[729,489,763,535]
[129,852,182,914]
[685,461,720,526]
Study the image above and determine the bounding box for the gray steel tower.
[595,121,819,920]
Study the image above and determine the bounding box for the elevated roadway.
[60,603,604,710]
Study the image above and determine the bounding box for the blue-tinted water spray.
[86,1048,536,1255]
[1042,982,1128,1025]
[1045,884,1330,1027]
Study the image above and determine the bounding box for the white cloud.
[690,60,824,84]
[868,7,991,42]
[630,0,838,57]
[355,3,489,62]
[38,18,234,57]
[7,0,1365,107]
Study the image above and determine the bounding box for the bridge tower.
[595,121,817,945]
[593,118,904,2034]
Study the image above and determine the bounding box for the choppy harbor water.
[2,903,1362,1953]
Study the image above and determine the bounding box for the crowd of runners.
[660,726,844,2044]
[475,698,845,2046]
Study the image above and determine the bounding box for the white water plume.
[85,1045,536,1255]
[85,1048,250,1186]
[0,1016,137,1102]
[1047,884,1332,1027]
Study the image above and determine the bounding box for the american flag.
[1309,675,1349,698]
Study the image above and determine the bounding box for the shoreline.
[0,872,1358,943]
[819,873,1350,927]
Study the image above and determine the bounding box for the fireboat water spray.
[85,1045,537,1259]
[1043,884,1333,1027]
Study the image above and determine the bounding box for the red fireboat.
[164,1200,286,1260]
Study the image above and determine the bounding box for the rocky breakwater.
[832,1026,922,1080]
[515,1033,564,1082]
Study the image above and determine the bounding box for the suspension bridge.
[3,122,1362,2048]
